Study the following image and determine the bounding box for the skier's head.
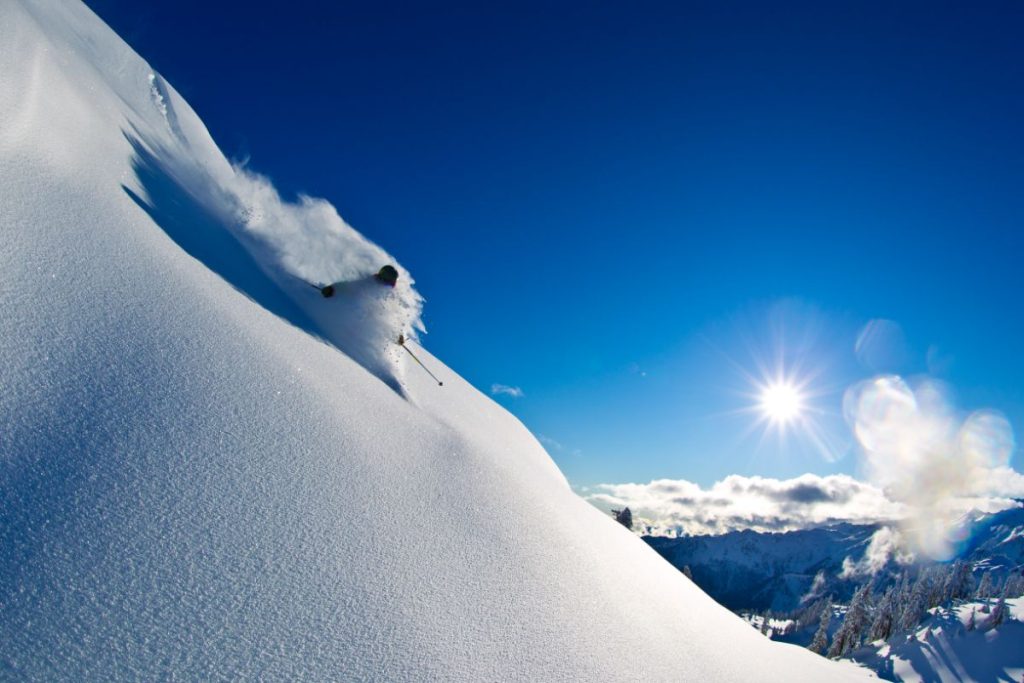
[375,265,399,287]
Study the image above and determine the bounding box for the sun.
[759,382,803,424]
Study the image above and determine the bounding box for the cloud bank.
[588,473,905,536]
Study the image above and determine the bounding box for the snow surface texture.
[0,1,874,680]
[852,599,1024,682]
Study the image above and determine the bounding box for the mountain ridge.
[645,505,1024,613]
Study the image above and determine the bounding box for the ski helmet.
[375,265,399,287]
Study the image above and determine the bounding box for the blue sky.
[90,0,1024,491]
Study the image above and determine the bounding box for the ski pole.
[284,271,330,295]
[398,336,443,386]
[304,279,333,297]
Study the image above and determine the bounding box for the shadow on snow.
[121,130,321,340]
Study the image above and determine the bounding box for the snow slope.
[851,599,1024,682]
[0,1,874,680]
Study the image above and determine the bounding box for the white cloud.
[844,374,1024,559]
[491,383,524,398]
[839,526,915,579]
[801,570,828,604]
[587,473,906,537]
[537,434,563,451]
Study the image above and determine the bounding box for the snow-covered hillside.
[0,1,875,680]
[851,599,1024,682]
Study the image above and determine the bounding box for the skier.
[320,265,398,298]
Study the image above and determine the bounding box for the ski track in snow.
[147,72,184,143]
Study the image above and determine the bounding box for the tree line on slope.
[783,561,1023,659]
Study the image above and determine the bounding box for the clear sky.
[89,0,1024,491]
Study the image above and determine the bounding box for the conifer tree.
[943,560,974,602]
[926,567,945,608]
[984,593,1007,630]
[808,603,831,655]
[898,574,928,633]
[868,586,897,642]
[976,571,994,599]
[1004,572,1024,598]
[896,571,911,597]
[828,583,872,658]
[611,507,633,530]
[796,598,826,631]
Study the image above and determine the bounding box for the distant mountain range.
[645,503,1024,613]
[960,504,1024,572]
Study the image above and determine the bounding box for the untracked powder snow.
[0,1,876,680]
